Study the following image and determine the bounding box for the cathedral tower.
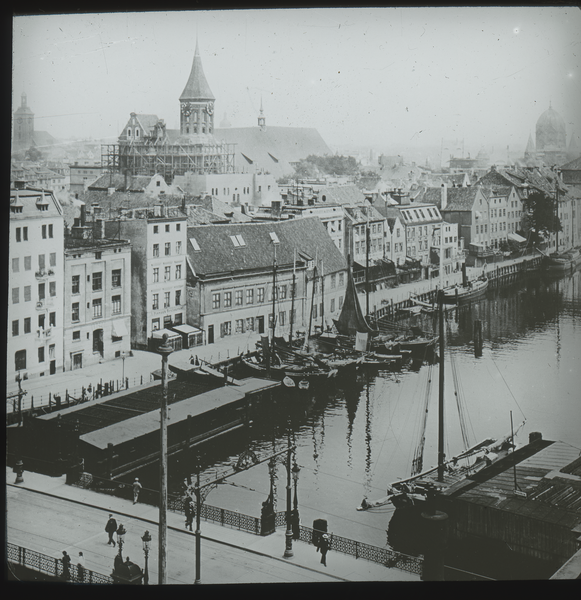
[13,92,35,151]
[179,40,215,137]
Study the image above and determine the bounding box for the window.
[42,225,47,239]
[246,317,254,332]
[235,319,244,334]
[152,318,160,331]
[220,321,232,337]
[38,347,45,363]
[38,283,45,300]
[174,313,183,326]
[165,242,171,256]
[339,272,345,286]
[331,274,336,289]
[39,254,45,270]
[175,290,182,306]
[279,285,287,300]
[22,285,31,302]
[279,311,286,326]
[176,224,181,232]
[154,225,159,234]
[24,317,31,334]
[165,224,170,233]
[12,320,19,337]
[72,302,80,322]
[164,266,171,281]
[235,290,243,306]
[93,298,102,318]
[15,350,26,371]
[331,298,335,312]
[49,224,53,238]
[23,227,28,241]
[73,330,81,341]
[153,267,159,283]
[112,295,121,314]
[16,227,21,242]
[258,287,265,303]
[38,314,45,329]
[49,312,56,327]
[246,289,254,304]
[95,252,102,260]
[163,315,172,328]
[12,258,19,272]
[224,292,232,308]
[24,256,31,271]
[164,292,170,308]
[175,264,182,279]
[112,269,121,287]
[92,272,102,291]
[153,244,159,257]
[153,293,159,310]
[49,252,56,267]
[212,293,220,310]
[176,241,182,255]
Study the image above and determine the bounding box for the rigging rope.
[410,361,433,476]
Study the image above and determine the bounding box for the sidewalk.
[6,467,420,584]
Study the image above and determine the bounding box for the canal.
[131,267,581,554]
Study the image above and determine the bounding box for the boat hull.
[543,249,581,272]
[443,278,488,303]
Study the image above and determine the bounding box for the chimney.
[441,183,447,210]
[529,432,543,444]
[80,203,86,227]
[271,200,282,218]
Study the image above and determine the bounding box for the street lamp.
[141,530,151,585]
[121,352,127,388]
[283,424,294,558]
[116,523,126,557]
[291,461,300,540]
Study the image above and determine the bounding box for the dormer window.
[135,129,139,138]
[190,238,201,252]
[127,127,132,138]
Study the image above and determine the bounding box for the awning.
[508,232,526,243]
[151,328,180,340]
[171,324,202,335]
[111,320,129,337]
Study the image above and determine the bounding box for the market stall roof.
[151,328,181,339]
[172,324,203,335]
[508,232,527,243]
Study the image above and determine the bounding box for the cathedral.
[11,92,56,155]
[103,40,330,205]
[523,104,578,167]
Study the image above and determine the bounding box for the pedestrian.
[61,551,71,580]
[319,534,330,567]
[77,551,86,582]
[105,514,117,546]
[133,477,142,504]
[184,496,194,531]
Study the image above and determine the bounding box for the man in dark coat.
[319,534,330,566]
[105,514,117,546]
[61,551,71,580]
[184,497,194,531]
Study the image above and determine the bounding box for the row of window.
[152,265,182,282]
[71,295,122,321]
[211,283,296,310]
[153,223,181,234]
[355,240,383,255]
[152,241,182,257]
[11,253,57,273]
[14,345,56,371]
[152,290,182,310]
[71,269,122,294]
[151,313,183,331]
[386,242,405,254]
[12,281,57,304]
[12,311,57,336]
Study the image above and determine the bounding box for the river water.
[132,268,581,553]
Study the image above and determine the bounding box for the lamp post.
[291,460,300,540]
[158,333,173,585]
[283,424,294,558]
[121,352,126,388]
[116,523,126,558]
[141,530,151,585]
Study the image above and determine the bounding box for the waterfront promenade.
[6,467,419,584]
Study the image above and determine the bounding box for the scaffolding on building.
[101,138,237,183]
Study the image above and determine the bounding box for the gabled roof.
[133,114,162,134]
[561,155,581,171]
[344,204,385,223]
[180,40,215,102]
[316,184,366,207]
[187,216,347,278]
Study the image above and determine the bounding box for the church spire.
[179,40,215,137]
[258,96,266,131]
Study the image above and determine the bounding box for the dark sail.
[333,269,375,336]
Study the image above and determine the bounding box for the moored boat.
[542,248,581,272]
[442,275,488,304]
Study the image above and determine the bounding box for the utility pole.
[158,333,173,585]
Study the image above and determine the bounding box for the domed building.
[535,104,568,165]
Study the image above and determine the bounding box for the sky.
[11,7,581,158]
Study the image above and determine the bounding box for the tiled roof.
[316,184,366,206]
[187,216,347,278]
[344,204,385,223]
[134,114,163,134]
[79,189,185,211]
[10,188,63,218]
[180,41,215,102]
[561,156,581,170]
[214,126,331,179]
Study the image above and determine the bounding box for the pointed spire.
[525,133,536,155]
[180,40,215,102]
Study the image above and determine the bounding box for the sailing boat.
[357,290,525,511]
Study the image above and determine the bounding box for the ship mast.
[437,289,445,482]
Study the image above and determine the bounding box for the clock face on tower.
[181,103,193,117]
[205,102,214,116]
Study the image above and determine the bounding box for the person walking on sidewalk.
[132,478,142,504]
[184,496,194,531]
[61,551,71,581]
[77,551,86,582]
[105,514,117,546]
[319,534,330,567]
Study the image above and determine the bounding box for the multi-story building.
[99,205,188,350]
[296,204,346,255]
[385,215,406,266]
[63,208,132,371]
[69,163,102,197]
[8,186,64,384]
[186,217,348,343]
[344,205,386,265]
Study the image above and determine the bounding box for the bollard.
[14,459,24,484]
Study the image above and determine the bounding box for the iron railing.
[7,542,114,584]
